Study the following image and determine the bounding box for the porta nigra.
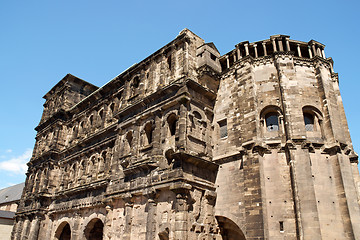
[12,29,360,240]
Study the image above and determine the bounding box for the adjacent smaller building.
[0,183,25,240]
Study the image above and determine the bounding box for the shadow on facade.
[216,216,246,240]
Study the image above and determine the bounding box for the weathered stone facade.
[12,29,360,240]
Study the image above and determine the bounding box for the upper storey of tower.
[219,34,329,71]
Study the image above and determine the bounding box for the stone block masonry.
[12,29,360,240]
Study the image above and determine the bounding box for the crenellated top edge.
[220,35,328,71]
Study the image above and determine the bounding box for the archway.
[55,222,71,240]
[216,216,246,240]
[84,218,104,240]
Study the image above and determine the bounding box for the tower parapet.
[220,35,329,72]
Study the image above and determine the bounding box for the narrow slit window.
[167,55,172,70]
[126,131,133,147]
[144,122,153,144]
[279,221,284,232]
[218,119,228,138]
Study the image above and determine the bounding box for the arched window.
[109,103,115,115]
[167,114,178,136]
[132,76,140,89]
[193,111,202,120]
[265,112,279,132]
[126,131,133,147]
[260,106,283,137]
[55,222,71,240]
[89,115,94,125]
[79,121,85,135]
[59,224,71,240]
[302,106,323,138]
[84,218,104,240]
[304,113,314,131]
[144,122,153,145]
[98,109,104,121]
[79,160,86,179]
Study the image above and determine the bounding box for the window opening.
[99,109,104,120]
[144,122,153,144]
[218,119,228,138]
[279,221,284,232]
[210,53,217,61]
[109,103,115,113]
[193,111,202,120]
[132,76,140,89]
[304,113,314,131]
[167,114,177,136]
[265,113,279,131]
[59,223,71,240]
[167,55,172,70]
[126,131,133,147]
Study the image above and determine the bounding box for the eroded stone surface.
[12,30,360,240]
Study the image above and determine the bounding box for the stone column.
[262,42,267,56]
[153,112,162,155]
[21,217,30,240]
[244,43,249,56]
[308,46,313,58]
[271,38,277,52]
[297,44,302,57]
[226,55,230,68]
[44,216,54,240]
[177,102,188,151]
[183,39,189,75]
[28,216,40,240]
[104,204,113,240]
[72,212,82,240]
[123,202,133,240]
[11,219,20,240]
[139,69,146,98]
[236,45,242,60]
[285,37,290,51]
[146,198,157,240]
[14,217,24,240]
[322,49,326,58]
[174,193,188,240]
[254,44,258,58]
[311,44,317,57]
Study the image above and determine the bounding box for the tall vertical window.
[167,114,178,136]
[144,122,153,144]
[218,119,228,138]
[304,113,314,131]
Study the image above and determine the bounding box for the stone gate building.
[12,29,360,240]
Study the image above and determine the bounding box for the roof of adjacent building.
[0,210,16,219]
[0,182,25,205]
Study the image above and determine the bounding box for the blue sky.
[0,0,359,189]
